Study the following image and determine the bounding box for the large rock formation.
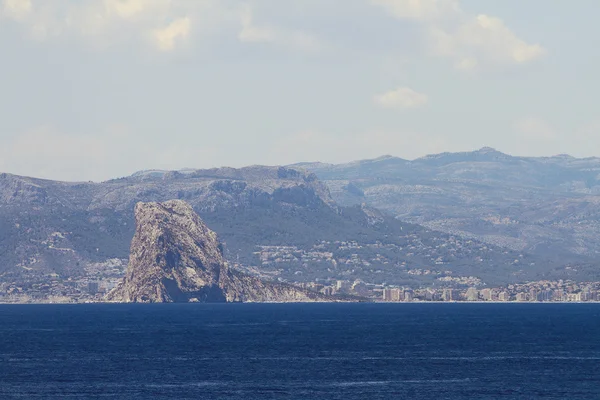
[106,200,326,303]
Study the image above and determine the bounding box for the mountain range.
[1,148,599,290]
[296,147,600,263]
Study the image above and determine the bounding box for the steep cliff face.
[106,200,326,303]
[94,166,336,213]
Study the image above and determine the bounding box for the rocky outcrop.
[106,200,327,303]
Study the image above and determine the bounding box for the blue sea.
[1,303,600,399]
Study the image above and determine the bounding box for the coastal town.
[0,230,597,304]
[304,279,600,303]
[1,255,599,303]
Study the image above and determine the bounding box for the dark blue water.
[1,304,600,399]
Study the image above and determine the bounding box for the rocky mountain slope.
[107,200,325,303]
[0,165,583,288]
[0,166,331,277]
[293,147,600,262]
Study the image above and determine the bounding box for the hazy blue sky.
[1,0,599,181]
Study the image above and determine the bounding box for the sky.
[1,0,599,181]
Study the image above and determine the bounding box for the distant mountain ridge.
[292,147,600,264]
[292,147,600,184]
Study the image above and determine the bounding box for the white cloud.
[237,4,324,52]
[238,4,275,43]
[430,14,545,67]
[2,0,61,40]
[2,0,64,40]
[374,87,428,109]
[2,0,31,20]
[372,0,546,69]
[454,57,478,71]
[370,0,459,21]
[2,1,221,51]
[103,0,157,19]
[2,1,324,54]
[153,17,191,51]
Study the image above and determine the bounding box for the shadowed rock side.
[106,200,327,303]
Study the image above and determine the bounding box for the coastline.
[2,299,600,305]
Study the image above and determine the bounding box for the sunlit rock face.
[107,200,326,303]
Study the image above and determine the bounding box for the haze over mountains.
[297,147,600,261]
[1,148,599,293]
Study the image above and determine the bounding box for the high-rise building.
[480,288,493,301]
[335,280,351,293]
[498,291,510,302]
[382,289,394,302]
[424,289,437,301]
[552,290,565,302]
[442,289,459,301]
[581,288,593,302]
[529,288,538,302]
[516,292,528,302]
[322,286,334,296]
[540,290,553,302]
[466,287,479,301]
[381,288,402,302]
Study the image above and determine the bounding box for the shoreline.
[2,300,600,305]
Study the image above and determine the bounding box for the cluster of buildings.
[380,280,600,302]
[3,272,600,303]
[2,239,599,303]
[299,279,372,297]
[0,259,125,304]
[292,278,600,303]
[256,235,512,268]
[0,277,121,303]
[251,235,517,286]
